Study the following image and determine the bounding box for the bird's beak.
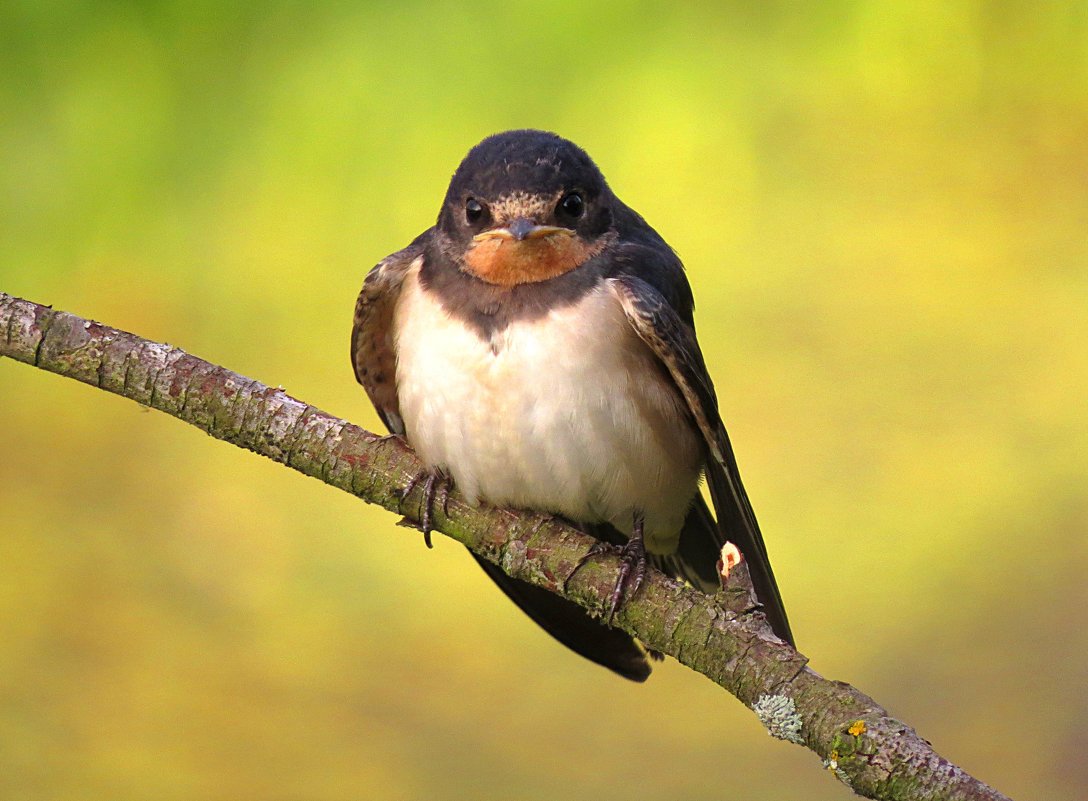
[473,218,574,243]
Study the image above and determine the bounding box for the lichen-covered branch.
[0,292,1012,801]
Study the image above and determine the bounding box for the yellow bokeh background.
[2,3,1085,799]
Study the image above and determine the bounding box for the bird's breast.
[392,266,703,552]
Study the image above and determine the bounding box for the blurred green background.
[2,2,1086,799]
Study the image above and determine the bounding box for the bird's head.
[436,130,616,286]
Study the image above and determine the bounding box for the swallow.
[351,129,793,681]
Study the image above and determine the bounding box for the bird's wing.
[350,231,654,680]
[351,231,431,435]
[609,273,794,646]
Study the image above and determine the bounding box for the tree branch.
[0,292,1012,801]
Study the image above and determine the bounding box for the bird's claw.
[564,540,618,592]
[398,467,453,548]
[606,534,647,624]
[564,513,648,624]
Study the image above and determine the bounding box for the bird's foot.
[374,432,407,446]
[606,530,647,624]
[565,513,648,624]
[564,539,618,592]
[398,467,453,548]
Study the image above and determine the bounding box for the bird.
[351,129,792,681]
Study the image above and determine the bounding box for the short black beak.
[471,221,573,244]
[508,217,536,241]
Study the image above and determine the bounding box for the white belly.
[392,270,703,554]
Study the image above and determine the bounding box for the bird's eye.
[465,198,485,224]
[558,192,585,220]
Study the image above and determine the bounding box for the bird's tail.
[470,551,653,681]
[469,483,794,684]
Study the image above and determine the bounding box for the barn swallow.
[351,129,793,681]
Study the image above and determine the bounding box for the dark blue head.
[435,131,617,285]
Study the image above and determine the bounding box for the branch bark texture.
[0,292,1012,801]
